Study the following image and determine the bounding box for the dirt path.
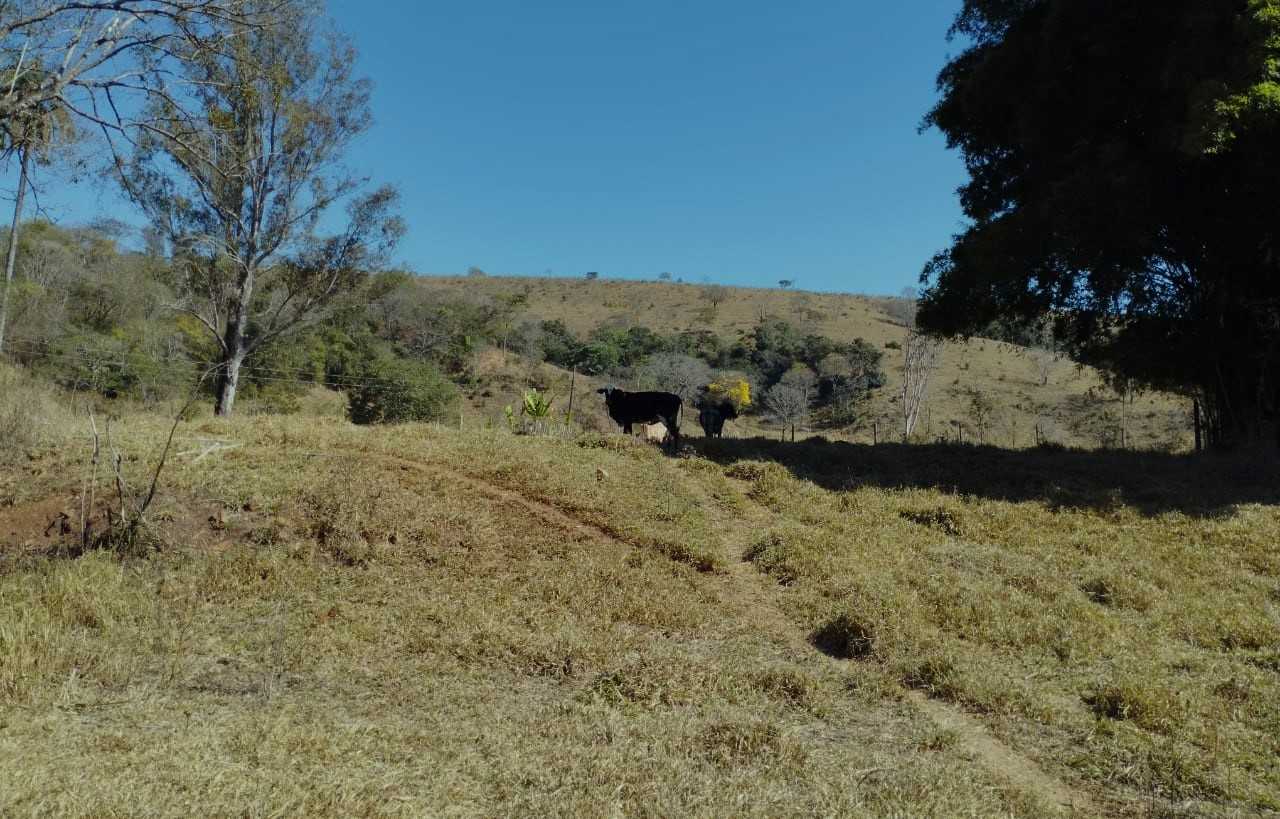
[384,457,616,545]
[905,690,1096,816]
[672,464,1104,817]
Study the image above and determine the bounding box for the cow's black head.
[596,386,616,402]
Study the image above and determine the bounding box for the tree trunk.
[0,145,31,356]
[214,266,256,417]
[1193,399,1203,453]
[1119,392,1126,449]
[214,351,246,416]
[1198,370,1280,451]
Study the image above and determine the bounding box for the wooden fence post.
[566,365,577,429]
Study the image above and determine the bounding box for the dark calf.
[697,400,738,438]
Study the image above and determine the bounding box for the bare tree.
[765,382,808,442]
[966,388,996,443]
[701,284,730,315]
[115,0,404,415]
[1028,348,1054,387]
[1,1,258,137]
[639,353,712,402]
[882,286,918,328]
[779,364,818,399]
[901,330,941,441]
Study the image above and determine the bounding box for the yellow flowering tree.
[706,378,752,411]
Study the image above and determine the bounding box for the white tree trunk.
[902,331,941,441]
[215,352,245,416]
[214,266,256,417]
[0,146,31,355]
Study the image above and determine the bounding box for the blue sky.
[5,1,970,295]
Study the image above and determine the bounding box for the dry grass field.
[1,364,1277,817]
[421,276,1193,451]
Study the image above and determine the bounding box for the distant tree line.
[0,219,886,430]
[0,221,446,421]
[536,314,885,428]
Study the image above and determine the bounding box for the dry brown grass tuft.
[1084,681,1185,734]
[0,364,78,464]
[692,720,802,768]
[899,505,966,537]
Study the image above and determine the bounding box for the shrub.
[347,352,458,425]
[239,385,304,416]
[36,331,197,403]
[811,612,876,659]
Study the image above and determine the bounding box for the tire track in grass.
[701,465,1105,818]
[905,689,1097,816]
[324,447,717,572]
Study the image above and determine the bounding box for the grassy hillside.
[421,276,1192,451]
[1,371,1276,816]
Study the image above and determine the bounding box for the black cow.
[697,400,738,438]
[597,387,682,451]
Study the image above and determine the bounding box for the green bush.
[347,352,458,425]
[41,331,197,402]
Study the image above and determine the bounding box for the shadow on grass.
[693,437,1280,518]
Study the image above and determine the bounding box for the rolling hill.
[418,275,1193,451]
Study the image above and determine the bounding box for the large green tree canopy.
[920,0,1280,446]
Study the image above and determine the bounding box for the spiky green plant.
[514,389,556,435]
[521,389,554,420]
